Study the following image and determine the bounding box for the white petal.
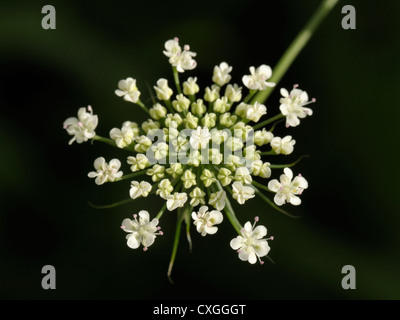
[247,251,257,264]
[93,157,105,170]
[142,233,156,247]
[209,210,223,224]
[121,218,135,232]
[205,225,218,235]
[253,225,267,239]
[289,195,301,206]
[253,240,270,257]
[138,210,150,224]
[127,233,141,249]
[274,193,286,206]
[268,179,281,192]
[230,236,244,250]
[238,249,250,262]
[283,167,293,180]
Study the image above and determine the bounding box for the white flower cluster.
[63,38,315,268]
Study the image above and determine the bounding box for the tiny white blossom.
[109,125,134,149]
[181,169,197,189]
[129,180,152,199]
[230,217,271,264]
[192,206,223,236]
[251,160,271,178]
[254,128,274,146]
[200,168,216,187]
[146,164,165,182]
[201,113,217,128]
[246,102,267,122]
[235,102,249,118]
[204,85,220,102]
[172,94,191,112]
[280,86,314,127]
[208,190,226,211]
[224,84,242,102]
[271,136,296,155]
[166,163,184,178]
[268,167,308,206]
[219,113,237,128]
[150,103,168,120]
[212,62,232,86]
[163,38,197,73]
[234,167,252,185]
[171,136,189,152]
[121,211,162,250]
[134,135,152,153]
[191,99,207,117]
[242,65,275,90]
[213,96,231,113]
[232,181,255,204]
[183,112,199,129]
[183,77,200,95]
[156,179,173,199]
[127,154,149,172]
[87,157,123,185]
[190,126,211,149]
[63,106,98,145]
[166,192,188,211]
[115,77,141,103]
[151,142,169,160]
[187,150,202,167]
[225,154,244,172]
[217,168,233,186]
[189,187,206,207]
[154,78,173,100]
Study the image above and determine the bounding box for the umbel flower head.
[63,37,315,280]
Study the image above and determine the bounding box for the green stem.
[155,202,167,220]
[270,155,309,169]
[167,206,186,284]
[214,181,242,234]
[115,169,148,182]
[172,66,182,94]
[252,180,273,193]
[88,198,133,209]
[136,99,151,115]
[253,185,301,219]
[92,135,136,152]
[251,0,339,105]
[164,99,175,113]
[243,89,256,103]
[253,114,284,130]
[260,150,277,156]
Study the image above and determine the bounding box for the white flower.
[150,103,168,120]
[219,113,237,128]
[280,86,314,127]
[271,135,296,155]
[109,125,134,149]
[63,106,98,145]
[129,180,152,199]
[212,62,232,86]
[190,126,211,149]
[183,112,199,129]
[254,129,273,147]
[171,136,189,152]
[165,113,183,127]
[246,102,267,122]
[151,142,169,160]
[187,150,202,167]
[224,84,242,102]
[201,113,217,128]
[181,169,197,189]
[200,168,216,187]
[166,192,188,211]
[163,38,197,73]
[127,154,149,172]
[208,190,226,211]
[166,163,184,178]
[154,78,173,100]
[225,154,244,171]
[121,211,162,250]
[235,102,249,118]
[192,206,223,236]
[134,135,152,153]
[115,77,141,103]
[267,167,308,206]
[251,160,271,178]
[183,77,200,95]
[232,181,255,204]
[87,157,123,185]
[230,218,271,264]
[204,85,220,102]
[172,94,191,112]
[213,96,231,113]
[234,167,252,185]
[156,179,173,199]
[225,136,244,152]
[146,164,165,182]
[191,99,207,117]
[189,187,206,207]
[242,65,275,90]
[217,168,233,186]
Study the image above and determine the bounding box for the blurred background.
[1,0,399,299]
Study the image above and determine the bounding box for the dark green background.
[1,0,399,299]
